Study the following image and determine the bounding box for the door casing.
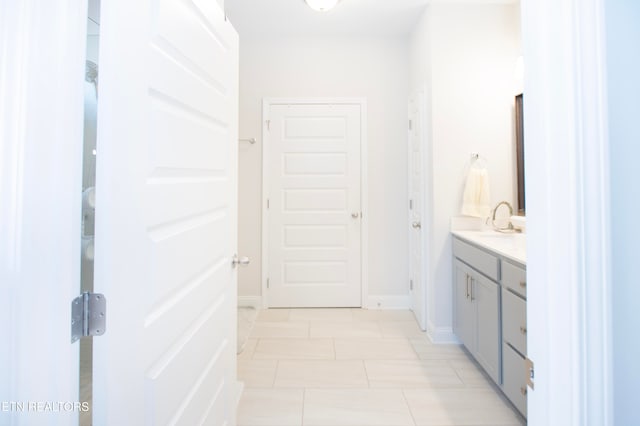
[261,98,368,309]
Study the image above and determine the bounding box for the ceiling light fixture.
[304,0,340,12]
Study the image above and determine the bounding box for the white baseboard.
[366,294,410,310]
[238,296,262,309]
[426,320,460,344]
[240,294,411,310]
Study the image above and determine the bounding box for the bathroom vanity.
[452,230,527,418]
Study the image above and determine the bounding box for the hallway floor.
[236,308,525,426]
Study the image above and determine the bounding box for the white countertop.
[451,230,526,265]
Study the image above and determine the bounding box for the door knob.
[232,255,250,268]
[412,221,421,229]
[351,212,360,219]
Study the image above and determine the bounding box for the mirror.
[515,93,525,214]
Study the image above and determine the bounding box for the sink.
[475,232,525,247]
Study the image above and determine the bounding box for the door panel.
[93,0,238,424]
[267,103,362,308]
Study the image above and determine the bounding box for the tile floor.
[237,308,525,426]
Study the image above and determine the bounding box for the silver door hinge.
[266,120,271,131]
[267,199,270,209]
[409,120,412,130]
[71,292,106,343]
[525,357,535,390]
[410,280,413,290]
[267,278,270,289]
[409,199,413,210]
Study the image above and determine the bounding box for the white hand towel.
[461,167,491,218]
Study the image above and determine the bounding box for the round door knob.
[412,221,421,229]
[351,212,360,219]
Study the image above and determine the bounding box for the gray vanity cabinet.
[453,235,528,419]
[452,241,500,385]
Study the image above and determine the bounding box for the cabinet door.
[502,287,527,355]
[473,274,500,384]
[453,260,474,350]
[503,343,528,417]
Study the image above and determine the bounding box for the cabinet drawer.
[502,287,527,355]
[453,238,499,281]
[502,260,527,298]
[502,343,527,417]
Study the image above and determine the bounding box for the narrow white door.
[93,0,239,425]
[266,102,362,308]
[408,95,426,330]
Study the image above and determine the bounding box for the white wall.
[409,4,522,339]
[606,0,640,423]
[238,36,409,305]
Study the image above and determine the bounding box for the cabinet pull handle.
[470,277,475,301]
[520,386,528,396]
[520,326,527,335]
[465,275,470,299]
[519,280,526,288]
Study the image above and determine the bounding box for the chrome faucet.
[492,201,515,232]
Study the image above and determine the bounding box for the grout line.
[446,358,473,388]
[362,359,371,388]
[251,338,259,360]
[401,389,419,426]
[300,388,306,426]
[272,359,280,388]
[331,338,336,360]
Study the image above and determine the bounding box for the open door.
[92,0,239,424]
[408,94,427,331]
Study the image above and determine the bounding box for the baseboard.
[366,294,410,310]
[238,296,262,309]
[240,294,410,310]
[426,320,460,343]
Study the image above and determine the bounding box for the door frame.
[0,0,87,423]
[261,98,368,309]
[522,0,613,423]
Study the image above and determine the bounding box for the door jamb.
[261,98,368,309]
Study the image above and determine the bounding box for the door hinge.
[71,292,106,343]
[410,279,413,290]
[525,357,535,390]
[266,119,271,131]
[266,278,270,289]
[409,119,412,130]
[409,199,413,210]
[267,199,270,209]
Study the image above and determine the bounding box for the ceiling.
[225,0,517,38]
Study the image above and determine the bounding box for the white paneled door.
[265,101,363,308]
[93,0,239,425]
[408,94,427,330]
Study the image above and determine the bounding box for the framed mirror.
[515,93,525,214]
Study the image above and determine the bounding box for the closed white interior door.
[408,95,427,330]
[93,0,239,425]
[265,102,362,308]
